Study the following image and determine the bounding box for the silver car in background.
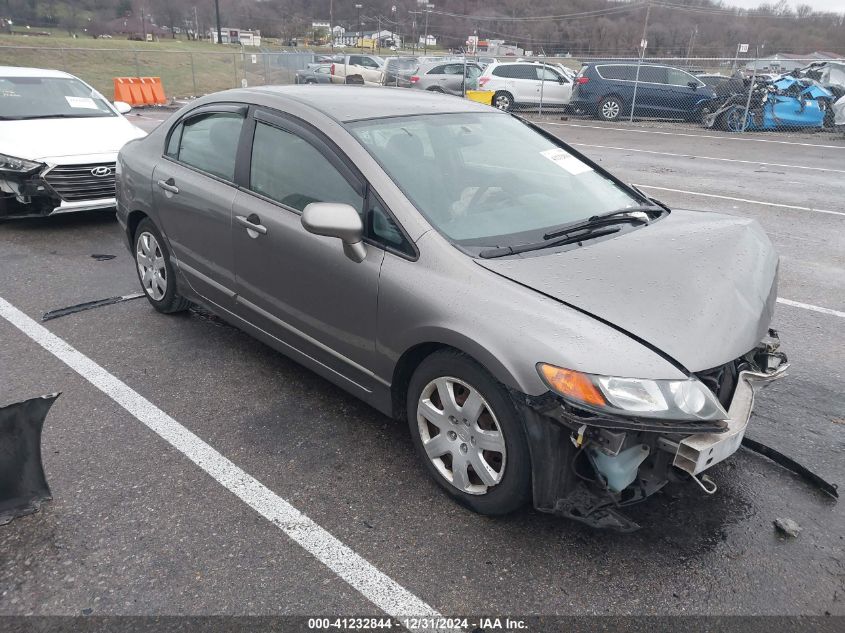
[116,87,786,531]
[409,61,483,96]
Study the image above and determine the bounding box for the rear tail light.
[576,76,589,85]
[478,76,490,87]
[331,63,336,75]
[410,75,420,83]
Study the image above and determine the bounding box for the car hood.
[476,210,778,373]
[0,117,146,163]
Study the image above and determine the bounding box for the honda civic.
[116,87,786,530]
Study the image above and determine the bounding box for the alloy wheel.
[494,93,512,110]
[601,99,621,120]
[416,376,507,495]
[136,231,167,301]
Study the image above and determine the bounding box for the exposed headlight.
[0,153,42,174]
[537,363,728,421]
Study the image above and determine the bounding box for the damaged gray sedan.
[116,87,787,530]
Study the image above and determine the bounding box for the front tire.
[725,106,749,132]
[406,350,531,515]
[134,218,190,314]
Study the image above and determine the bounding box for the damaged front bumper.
[515,332,792,531]
[1,165,116,220]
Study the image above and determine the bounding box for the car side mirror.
[301,202,367,263]
[114,101,132,114]
[687,81,698,90]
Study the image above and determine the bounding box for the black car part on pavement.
[0,394,58,525]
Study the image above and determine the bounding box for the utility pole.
[424,3,434,55]
[639,2,650,57]
[686,25,697,61]
[214,0,223,45]
[377,14,381,53]
[330,0,334,52]
[355,4,362,51]
[193,6,199,41]
[140,6,147,41]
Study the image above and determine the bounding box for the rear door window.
[515,65,539,80]
[173,112,244,182]
[638,66,668,84]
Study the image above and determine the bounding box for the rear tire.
[133,218,190,314]
[598,96,623,121]
[406,350,531,516]
[345,75,365,85]
[492,91,514,111]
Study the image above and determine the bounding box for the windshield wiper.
[479,225,621,259]
[543,205,663,240]
[13,114,106,120]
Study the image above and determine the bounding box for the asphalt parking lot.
[1,107,843,625]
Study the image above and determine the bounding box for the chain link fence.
[1,46,841,133]
[0,46,318,98]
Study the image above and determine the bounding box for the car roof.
[244,85,497,122]
[0,65,75,79]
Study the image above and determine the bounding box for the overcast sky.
[725,0,844,11]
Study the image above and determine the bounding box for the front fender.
[375,235,685,396]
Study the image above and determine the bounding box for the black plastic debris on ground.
[90,254,116,261]
[41,293,144,321]
[0,394,58,525]
[742,436,839,499]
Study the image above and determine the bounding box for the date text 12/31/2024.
[307,617,529,630]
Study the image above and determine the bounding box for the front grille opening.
[43,163,116,202]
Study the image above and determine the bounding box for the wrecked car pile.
[702,74,831,132]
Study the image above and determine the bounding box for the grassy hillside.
[0,34,286,98]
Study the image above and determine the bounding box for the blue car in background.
[570,62,717,121]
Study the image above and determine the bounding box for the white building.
[209,27,261,46]
[418,34,436,46]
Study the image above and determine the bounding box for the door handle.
[235,213,268,236]
[157,178,179,194]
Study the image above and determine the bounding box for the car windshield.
[347,113,642,250]
[0,76,116,119]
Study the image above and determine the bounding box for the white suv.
[0,66,146,219]
[477,62,573,111]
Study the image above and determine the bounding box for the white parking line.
[0,296,440,623]
[777,298,845,319]
[633,184,845,217]
[572,143,845,174]
[539,121,845,150]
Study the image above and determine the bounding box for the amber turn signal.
[538,364,606,407]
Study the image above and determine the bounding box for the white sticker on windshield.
[540,148,593,175]
[65,96,99,109]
